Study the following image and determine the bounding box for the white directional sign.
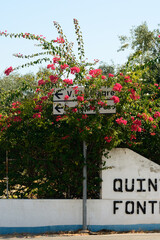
[53,101,77,114]
[53,87,116,115]
[53,101,115,115]
[53,87,84,102]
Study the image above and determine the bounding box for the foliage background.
[0,21,159,199]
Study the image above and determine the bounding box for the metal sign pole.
[6,151,9,199]
[83,141,87,230]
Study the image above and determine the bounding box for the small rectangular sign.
[53,87,84,102]
[53,87,115,102]
[53,87,116,115]
[53,100,116,115]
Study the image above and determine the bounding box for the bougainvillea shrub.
[0,20,159,198]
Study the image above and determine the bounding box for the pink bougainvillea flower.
[41,96,48,101]
[49,75,59,83]
[75,89,79,94]
[61,135,70,140]
[113,83,122,92]
[82,114,88,119]
[34,105,42,112]
[131,124,142,132]
[124,75,132,83]
[150,132,156,136]
[73,86,78,90]
[130,119,142,132]
[63,79,73,85]
[56,115,62,122]
[133,119,142,126]
[104,136,112,143]
[148,117,153,122]
[111,96,120,103]
[141,113,148,120]
[53,56,61,63]
[128,89,140,100]
[34,106,41,113]
[70,66,80,74]
[14,110,21,115]
[77,96,84,101]
[72,108,77,112]
[130,134,136,140]
[64,95,69,100]
[47,64,55,70]
[130,93,140,100]
[38,79,45,86]
[98,101,105,106]
[47,89,54,97]
[12,101,21,106]
[116,117,127,125]
[89,69,102,78]
[11,101,21,109]
[101,75,106,80]
[4,66,14,76]
[60,64,69,70]
[54,37,65,43]
[33,113,41,119]
[89,105,96,110]
[154,111,160,118]
[108,73,114,77]
[12,116,22,122]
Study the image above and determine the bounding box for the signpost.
[53,87,116,231]
[53,87,116,115]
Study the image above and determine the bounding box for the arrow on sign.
[53,101,77,115]
[55,105,63,113]
[54,91,63,100]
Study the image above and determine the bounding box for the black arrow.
[55,105,63,113]
[55,91,63,99]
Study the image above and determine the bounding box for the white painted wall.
[1,199,160,228]
[0,199,82,227]
[102,148,160,199]
[101,148,160,225]
[1,148,160,232]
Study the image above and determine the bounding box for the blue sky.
[0,0,159,76]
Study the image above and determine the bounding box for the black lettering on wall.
[125,179,134,192]
[113,201,123,214]
[113,179,123,192]
[137,179,146,192]
[125,201,134,214]
[137,201,146,214]
[148,201,157,214]
[148,179,157,192]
